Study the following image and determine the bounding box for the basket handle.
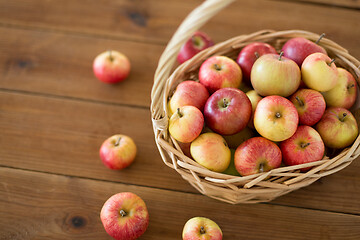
[150,0,236,123]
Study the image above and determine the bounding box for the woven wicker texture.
[150,0,360,204]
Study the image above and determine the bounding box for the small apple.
[93,50,131,84]
[321,67,358,109]
[204,88,252,135]
[236,42,277,83]
[280,125,325,170]
[301,52,338,92]
[169,106,204,143]
[168,80,209,116]
[316,107,358,149]
[222,127,255,149]
[190,132,231,172]
[281,36,327,66]
[99,134,137,170]
[290,88,326,126]
[177,31,214,64]
[199,56,242,93]
[251,53,301,97]
[222,149,241,176]
[100,192,149,240]
[246,90,263,128]
[234,137,282,176]
[254,96,299,142]
[182,217,223,240]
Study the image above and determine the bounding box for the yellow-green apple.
[99,134,137,170]
[246,90,263,128]
[177,31,214,64]
[251,53,301,97]
[190,132,231,172]
[222,127,255,149]
[222,149,241,176]
[290,88,326,126]
[168,80,209,116]
[316,107,358,149]
[254,96,299,142]
[280,125,325,171]
[182,217,222,240]
[281,36,327,66]
[199,56,242,93]
[93,50,130,84]
[236,42,277,83]
[100,192,149,240]
[204,88,252,135]
[321,68,358,109]
[169,106,204,143]
[234,137,282,176]
[301,52,338,92]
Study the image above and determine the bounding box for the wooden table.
[0,0,360,239]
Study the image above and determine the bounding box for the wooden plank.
[1,167,360,240]
[1,90,360,215]
[0,27,162,108]
[288,0,360,9]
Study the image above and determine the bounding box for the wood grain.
[1,167,360,240]
[1,90,360,215]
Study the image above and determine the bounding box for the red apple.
[254,96,299,142]
[190,132,231,172]
[246,90,263,128]
[251,53,301,97]
[280,125,325,170]
[204,88,252,135]
[290,88,326,126]
[234,137,282,176]
[316,107,358,149]
[177,31,214,64]
[182,217,223,240]
[301,52,338,92]
[199,56,242,93]
[93,50,131,84]
[99,134,137,170]
[100,192,149,240]
[281,36,327,66]
[168,80,209,116]
[169,106,204,143]
[322,67,358,109]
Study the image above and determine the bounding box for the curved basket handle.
[150,0,236,122]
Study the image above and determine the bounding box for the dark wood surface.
[0,0,359,239]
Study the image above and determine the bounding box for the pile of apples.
[169,32,359,177]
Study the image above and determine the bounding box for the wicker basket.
[150,0,360,204]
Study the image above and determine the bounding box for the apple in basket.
[234,137,282,176]
[182,217,223,240]
[199,56,242,93]
[290,88,326,126]
[168,80,209,116]
[190,132,231,172]
[204,88,252,135]
[301,52,338,92]
[246,90,263,128]
[321,67,358,109]
[169,105,204,143]
[250,53,301,97]
[100,192,149,240]
[93,50,131,84]
[280,125,325,171]
[236,42,277,83]
[99,134,137,170]
[316,107,358,149]
[281,36,327,66]
[177,31,214,64]
[254,95,299,142]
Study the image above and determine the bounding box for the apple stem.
[295,96,304,106]
[328,59,335,66]
[177,108,183,118]
[108,50,114,62]
[214,64,222,71]
[278,52,284,61]
[119,209,127,217]
[275,112,281,118]
[301,142,310,148]
[223,98,229,108]
[340,112,347,122]
[315,33,326,44]
[259,163,264,173]
[200,226,206,234]
[254,51,260,59]
[115,137,121,147]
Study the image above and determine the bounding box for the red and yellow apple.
[246,90,263,128]
[182,217,223,240]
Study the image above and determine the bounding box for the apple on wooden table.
[100,192,149,240]
[182,217,223,240]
